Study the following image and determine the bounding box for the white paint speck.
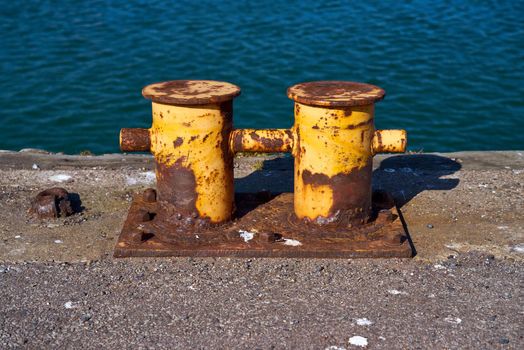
[14,235,21,239]
[325,346,346,350]
[32,163,40,170]
[433,264,446,270]
[54,240,63,244]
[509,244,524,254]
[384,168,395,173]
[355,318,373,326]
[348,336,368,347]
[428,294,436,298]
[49,174,72,183]
[283,238,302,246]
[378,336,386,341]
[497,226,509,230]
[388,289,407,295]
[64,301,74,309]
[239,230,255,242]
[444,317,462,324]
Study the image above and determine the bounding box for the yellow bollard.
[287,81,405,226]
[121,80,240,224]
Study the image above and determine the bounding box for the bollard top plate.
[287,81,385,107]
[142,80,241,105]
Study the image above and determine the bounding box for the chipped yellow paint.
[296,182,334,219]
[150,102,233,223]
[229,128,294,153]
[293,102,375,220]
[372,129,407,154]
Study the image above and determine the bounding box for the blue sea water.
[1,0,523,154]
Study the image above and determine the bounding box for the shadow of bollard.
[235,154,462,210]
[373,154,462,208]
[373,154,462,257]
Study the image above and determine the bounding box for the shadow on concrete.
[235,154,461,204]
[234,156,294,195]
[68,192,85,214]
[234,154,461,224]
[374,154,461,257]
[234,156,293,218]
[373,154,462,207]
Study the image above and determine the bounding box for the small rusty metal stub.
[29,187,74,219]
[114,190,412,259]
[287,81,385,107]
[120,128,150,152]
[142,80,241,105]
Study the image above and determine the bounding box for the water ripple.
[0,0,523,153]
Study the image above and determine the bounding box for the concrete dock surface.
[0,150,523,349]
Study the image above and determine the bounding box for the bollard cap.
[287,81,385,107]
[142,80,241,105]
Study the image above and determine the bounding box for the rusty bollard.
[231,81,406,226]
[286,81,405,226]
[121,80,241,225]
[116,80,411,258]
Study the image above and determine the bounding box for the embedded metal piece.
[29,187,74,219]
[116,80,411,258]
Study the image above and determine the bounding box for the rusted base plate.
[114,192,413,259]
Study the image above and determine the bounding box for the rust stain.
[173,137,183,148]
[345,118,374,130]
[287,81,385,107]
[230,129,293,153]
[120,128,150,152]
[142,80,241,106]
[156,158,198,211]
[249,131,284,150]
[301,160,372,226]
